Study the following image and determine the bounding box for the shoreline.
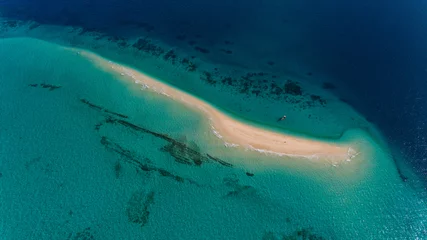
[72,48,358,161]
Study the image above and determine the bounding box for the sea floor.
[0,36,426,239]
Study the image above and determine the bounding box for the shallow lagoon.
[0,37,426,239]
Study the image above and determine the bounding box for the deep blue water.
[1,0,426,185]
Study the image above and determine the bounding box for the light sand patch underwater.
[70,48,363,163]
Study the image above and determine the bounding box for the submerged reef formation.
[3,20,332,112]
[126,190,155,227]
[80,98,234,169]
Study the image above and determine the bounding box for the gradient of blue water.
[1,0,426,185]
[1,38,426,240]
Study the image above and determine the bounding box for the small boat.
[278,115,287,121]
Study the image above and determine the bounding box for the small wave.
[210,125,223,139]
[224,142,239,148]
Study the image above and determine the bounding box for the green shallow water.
[0,38,426,239]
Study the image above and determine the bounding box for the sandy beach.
[75,49,356,159]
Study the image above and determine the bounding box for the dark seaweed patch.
[181,58,197,72]
[194,46,210,54]
[107,36,129,48]
[310,95,327,106]
[262,228,326,240]
[2,20,20,29]
[126,191,155,227]
[80,99,233,169]
[392,156,409,182]
[220,49,233,54]
[132,38,165,56]
[80,99,103,110]
[207,154,233,167]
[28,83,61,91]
[104,110,128,119]
[80,99,128,118]
[163,50,177,64]
[67,227,95,240]
[28,22,41,30]
[322,82,336,90]
[136,22,155,32]
[201,71,217,85]
[114,161,122,179]
[284,80,302,96]
[100,136,186,183]
[176,35,186,40]
[223,176,255,197]
[224,40,234,45]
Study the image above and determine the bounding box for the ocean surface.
[0,1,426,239]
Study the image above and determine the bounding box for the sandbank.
[73,49,357,160]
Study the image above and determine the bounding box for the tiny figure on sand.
[278,115,287,121]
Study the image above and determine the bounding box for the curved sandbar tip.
[72,48,358,161]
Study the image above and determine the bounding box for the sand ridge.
[74,49,357,160]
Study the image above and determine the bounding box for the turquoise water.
[0,36,426,240]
